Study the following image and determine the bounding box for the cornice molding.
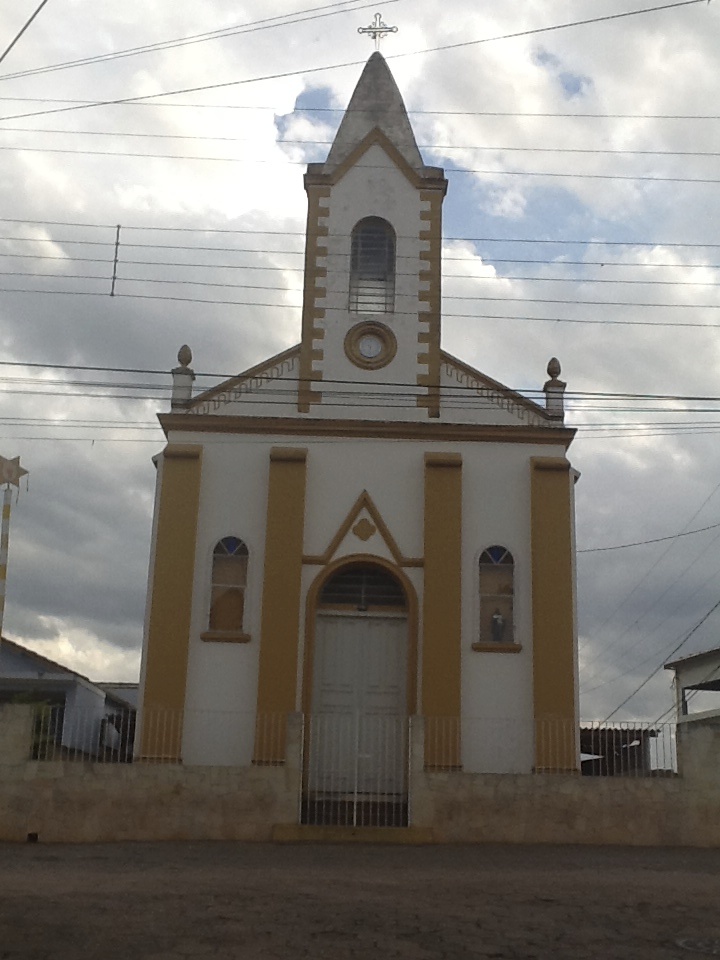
[159,413,575,447]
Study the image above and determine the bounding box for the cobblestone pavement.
[1,842,719,960]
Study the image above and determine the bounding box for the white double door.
[308,612,408,798]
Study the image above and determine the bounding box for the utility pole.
[0,455,28,639]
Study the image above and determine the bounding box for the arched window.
[349,217,395,314]
[208,537,249,633]
[478,546,514,645]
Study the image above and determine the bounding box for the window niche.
[200,536,251,643]
[349,217,396,314]
[472,546,521,653]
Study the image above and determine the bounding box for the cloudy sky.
[1,0,719,723]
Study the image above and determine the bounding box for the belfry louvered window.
[349,217,396,314]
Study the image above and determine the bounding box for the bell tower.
[297,52,448,418]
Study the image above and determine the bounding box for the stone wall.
[2,705,719,845]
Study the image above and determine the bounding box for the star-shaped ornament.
[0,456,28,487]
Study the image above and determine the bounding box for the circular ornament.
[344,322,397,370]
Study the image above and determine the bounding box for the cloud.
[1,0,719,725]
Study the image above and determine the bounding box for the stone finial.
[171,344,195,410]
[177,344,192,368]
[544,357,566,421]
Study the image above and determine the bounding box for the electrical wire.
[4,127,720,160]
[2,95,720,121]
[0,1,711,124]
[1,217,718,249]
[4,143,720,183]
[603,596,720,721]
[5,286,720,328]
[0,0,398,83]
[2,251,718,282]
[0,0,52,68]
[578,522,720,554]
[3,268,719,310]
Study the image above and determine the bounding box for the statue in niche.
[491,609,506,643]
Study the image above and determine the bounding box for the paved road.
[1,842,719,959]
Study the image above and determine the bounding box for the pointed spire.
[324,52,424,174]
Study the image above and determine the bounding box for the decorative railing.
[1,707,678,777]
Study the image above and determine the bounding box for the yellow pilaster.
[422,452,462,768]
[530,457,578,772]
[140,444,203,761]
[255,447,308,762]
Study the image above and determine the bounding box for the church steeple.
[297,53,447,418]
[324,52,424,174]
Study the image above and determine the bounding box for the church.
[137,51,579,810]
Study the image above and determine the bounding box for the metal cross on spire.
[358,12,398,51]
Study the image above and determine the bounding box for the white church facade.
[138,53,580,809]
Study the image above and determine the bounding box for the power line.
[0,0,52,68]
[3,267,720,309]
[2,251,718,281]
[2,95,719,121]
[2,217,718,249]
[579,477,720,667]
[603,596,720,721]
[4,143,720,184]
[0,1,711,124]
[4,127,720,160]
[4,285,720,327]
[0,0,395,82]
[579,522,720,553]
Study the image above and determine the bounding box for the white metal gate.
[303,612,409,827]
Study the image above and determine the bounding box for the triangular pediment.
[304,490,423,567]
[187,344,300,416]
[316,126,443,190]
[440,350,553,427]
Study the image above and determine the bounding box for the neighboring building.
[665,647,720,722]
[580,726,660,777]
[138,52,580,799]
[0,637,137,759]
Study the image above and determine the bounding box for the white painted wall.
[171,426,570,772]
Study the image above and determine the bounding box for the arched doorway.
[303,560,411,827]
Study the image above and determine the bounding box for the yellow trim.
[302,489,423,568]
[270,447,308,462]
[530,456,578,772]
[416,189,443,418]
[471,642,522,654]
[301,554,419,719]
[161,413,575,447]
[139,444,203,761]
[422,453,462,767]
[189,344,300,410]
[441,349,556,424]
[199,631,251,644]
[298,185,331,413]
[344,321,397,370]
[254,447,308,762]
[306,127,448,192]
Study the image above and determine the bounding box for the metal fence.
[15,707,677,777]
[302,712,409,827]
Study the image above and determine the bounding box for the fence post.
[408,716,433,827]
[0,704,33,764]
